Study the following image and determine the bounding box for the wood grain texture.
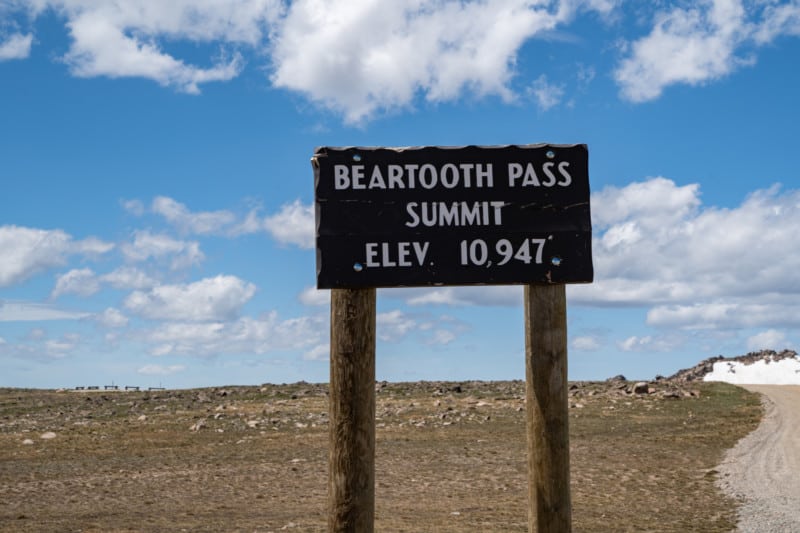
[328,288,377,533]
[524,284,572,532]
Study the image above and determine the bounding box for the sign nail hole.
[353,262,364,272]
[546,150,555,159]
[551,256,562,266]
[352,154,362,162]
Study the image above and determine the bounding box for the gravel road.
[717,385,800,532]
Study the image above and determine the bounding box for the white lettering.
[413,242,429,265]
[508,163,523,187]
[388,165,404,188]
[522,164,541,187]
[352,165,365,190]
[381,242,396,267]
[405,201,505,228]
[368,166,386,189]
[334,165,350,190]
[475,164,493,187]
[365,243,379,267]
[419,164,437,189]
[397,242,411,266]
[558,161,572,186]
[405,202,420,228]
[440,164,459,188]
[542,162,557,187]
[364,241,429,267]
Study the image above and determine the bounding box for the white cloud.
[425,329,457,345]
[528,74,565,111]
[615,1,800,102]
[151,196,236,234]
[615,0,749,102]
[52,1,282,93]
[44,332,81,358]
[121,198,145,216]
[95,307,129,328]
[137,364,186,376]
[298,286,330,307]
[753,2,800,44]
[618,335,680,353]
[143,312,323,357]
[0,225,113,287]
[303,343,329,361]
[271,0,614,122]
[377,310,417,342]
[121,230,204,270]
[0,300,90,322]
[124,275,256,322]
[746,329,790,352]
[100,266,157,290]
[572,335,601,351]
[401,286,521,307]
[263,200,314,249]
[0,32,33,60]
[573,181,800,311]
[51,268,100,299]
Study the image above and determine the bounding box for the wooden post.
[524,284,571,533]
[328,288,377,533]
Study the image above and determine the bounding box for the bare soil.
[0,380,761,532]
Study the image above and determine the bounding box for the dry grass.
[0,381,761,532]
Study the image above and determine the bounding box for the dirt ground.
[0,380,761,532]
[718,385,800,532]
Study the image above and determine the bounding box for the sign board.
[313,144,592,289]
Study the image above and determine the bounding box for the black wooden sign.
[312,144,592,289]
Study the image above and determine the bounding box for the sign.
[313,144,592,289]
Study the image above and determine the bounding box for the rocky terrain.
[0,376,762,532]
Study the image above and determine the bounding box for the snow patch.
[703,357,800,385]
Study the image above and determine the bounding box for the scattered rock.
[22,439,34,445]
[137,415,147,422]
[189,419,207,431]
[40,432,57,440]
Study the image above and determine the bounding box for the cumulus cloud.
[615,1,800,102]
[263,200,314,249]
[377,310,417,342]
[0,225,113,287]
[121,230,204,270]
[143,312,323,357]
[51,268,100,299]
[44,332,81,359]
[100,266,157,290]
[304,343,329,361]
[271,1,613,122]
[573,180,800,309]
[298,286,330,307]
[95,307,129,328]
[618,334,681,353]
[0,32,33,60]
[572,335,601,351]
[124,275,256,322]
[151,196,235,235]
[47,1,283,93]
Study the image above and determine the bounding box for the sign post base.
[525,284,572,532]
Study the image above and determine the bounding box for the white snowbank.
[703,357,800,385]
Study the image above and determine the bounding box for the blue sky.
[1,0,799,388]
